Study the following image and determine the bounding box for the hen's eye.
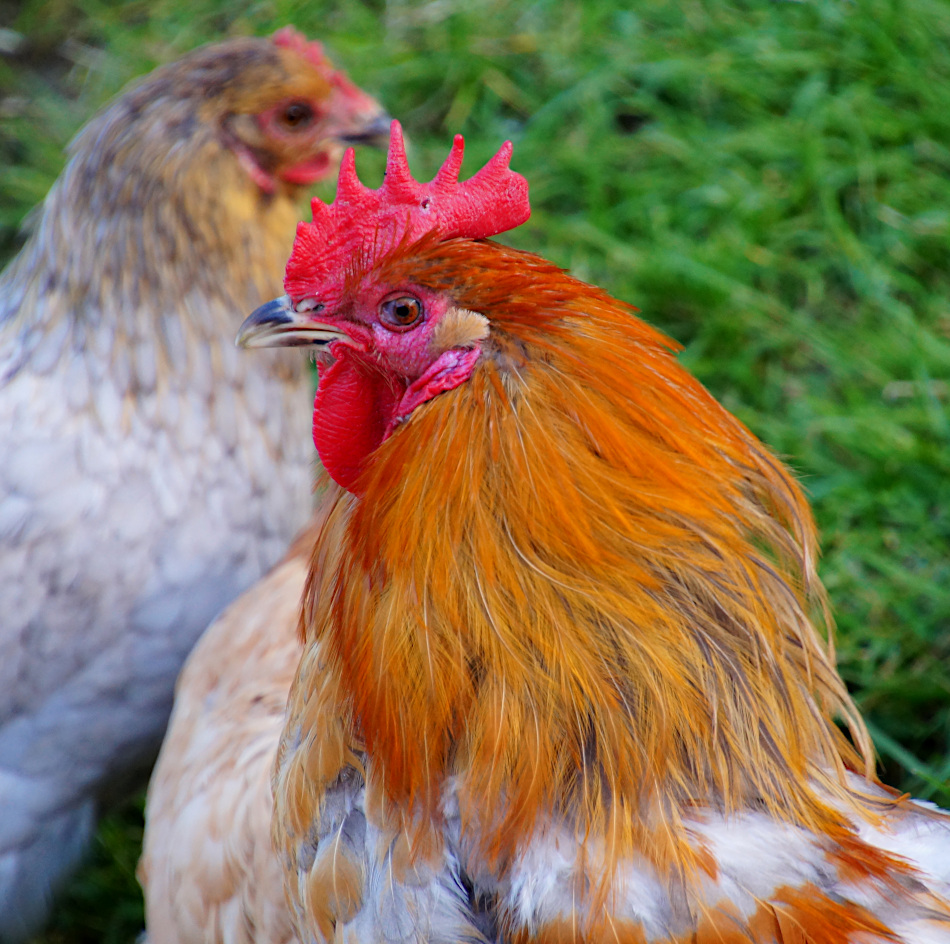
[379,294,424,331]
[280,101,314,130]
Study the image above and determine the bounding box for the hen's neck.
[1,94,303,387]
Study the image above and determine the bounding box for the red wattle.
[313,356,403,492]
[280,152,332,186]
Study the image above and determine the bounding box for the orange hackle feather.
[293,235,878,903]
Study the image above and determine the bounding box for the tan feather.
[139,517,330,944]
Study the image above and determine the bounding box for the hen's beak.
[339,110,392,149]
[236,295,347,349]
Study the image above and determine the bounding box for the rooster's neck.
[309,294,872,868]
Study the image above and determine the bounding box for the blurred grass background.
[1,0,949,940]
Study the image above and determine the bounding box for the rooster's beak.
[236,295,347,348]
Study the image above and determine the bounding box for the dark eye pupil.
[283,102,313,128]
[380,295,423,329]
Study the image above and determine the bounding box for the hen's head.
[110,27,388,197]
[238,121,530,489]
[231,27,389,194]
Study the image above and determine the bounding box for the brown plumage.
[0,30,386,940]
[241,129,950,942]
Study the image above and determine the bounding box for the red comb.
[284,120,530,302]
[271,26,329,70]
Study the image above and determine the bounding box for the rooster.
[0,29,386,940]
[237,122,950,943]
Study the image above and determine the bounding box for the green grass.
[2,0,949,939]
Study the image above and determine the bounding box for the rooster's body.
[0,31,386,938]
[234,126,950,943]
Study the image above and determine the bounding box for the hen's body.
[240,133,950,943]
[138,516,332,944]
[0,33,385,938]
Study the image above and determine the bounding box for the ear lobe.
[428,307,490,356]
[389,347,481,431]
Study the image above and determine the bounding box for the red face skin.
[236,122,529,491]
[250,98,336,190]
[297,278,481,492]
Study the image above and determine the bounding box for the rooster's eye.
[379,294,424,331]
[279,101,314,131]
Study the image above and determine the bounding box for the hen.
[0,28,386,940]
[238,123,950,943]
[138,512,328,944]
